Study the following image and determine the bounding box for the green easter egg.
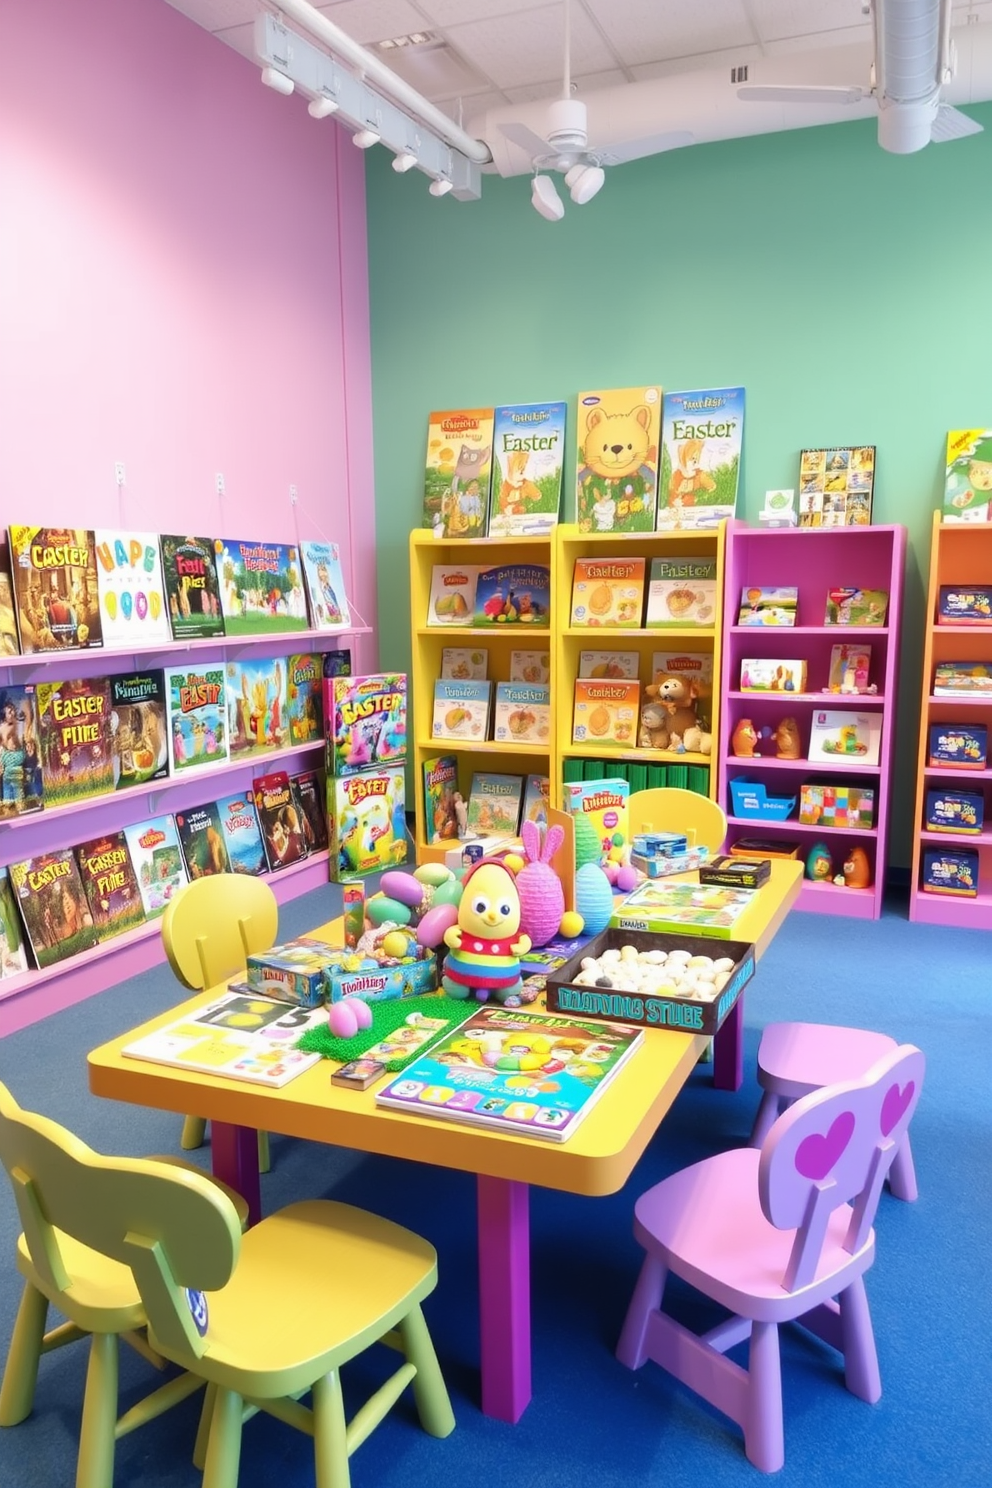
[572,812,602,868]
[366,895,412,926]
[414,863,453,887]
[431,878,464,907]
[611,831,625,847]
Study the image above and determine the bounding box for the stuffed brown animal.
[641,674,712,755]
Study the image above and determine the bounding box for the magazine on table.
[121,990,328,1088]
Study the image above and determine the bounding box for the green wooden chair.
[161,875,279,1171]
[0,1081,454,1488]
[0,1082,247,1485]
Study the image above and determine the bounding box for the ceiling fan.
[496,0,692,219]
[736,0,983,154]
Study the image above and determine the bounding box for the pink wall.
[0,0,377,660]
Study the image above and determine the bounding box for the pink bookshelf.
[719,521,906,919]
[909,514,992,929]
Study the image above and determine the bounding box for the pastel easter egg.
[615,865,640,893]
[328,1001,359,1039]
[135,589,148,620]
[430,878,464,907]
[381,930,411,960]
[558,910,584,938]
[416,902,459,948]
[344,995,373,1030]
[380,871,424,908]
[104,591,118,621]
[120,590,133,621]
[366,894,411,927]
[413,863,452,887]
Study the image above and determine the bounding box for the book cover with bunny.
[423,409,494,538]
[575,387,661,533]
[328,766,407,880]
[488,402,567,537]
[657,387,744,530]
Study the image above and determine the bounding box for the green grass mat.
[297,995,472,1071]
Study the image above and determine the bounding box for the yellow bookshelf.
[409,531,553,862]
[551,523,725,806]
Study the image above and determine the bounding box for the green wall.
[366,106,992,870]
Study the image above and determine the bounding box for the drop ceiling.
[164,0,992,126]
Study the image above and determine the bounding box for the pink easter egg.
[603,861,621,885]
[380,871,424,908]
[616,865,640,893]
[328,1001,359,1039]
[347,996,373,1030]
[416,901,459,948]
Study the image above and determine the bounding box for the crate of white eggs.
[544,929,755,1036]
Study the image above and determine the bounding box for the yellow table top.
[87,861,802,1198]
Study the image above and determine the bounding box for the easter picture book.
[488,400,567,537]
[656,387,744,531]
[121,991,328,1088]
[374,1004,644,1142]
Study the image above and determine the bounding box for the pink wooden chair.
[616,1043,925,1473]
[749,1022,919,1201]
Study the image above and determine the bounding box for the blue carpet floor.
[0,882,988,1488]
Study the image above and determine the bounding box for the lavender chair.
[617,1043,925,1472]
[749,1022,919,1201]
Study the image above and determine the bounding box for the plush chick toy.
[442,858,532,1004]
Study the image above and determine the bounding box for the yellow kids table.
[88,859,802,1424]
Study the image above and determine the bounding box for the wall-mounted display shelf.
[719,521,906,920]
[409,531,553,863]
[909,512,992,930]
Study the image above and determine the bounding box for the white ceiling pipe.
[271,0,492,165]
[874,0,942,103]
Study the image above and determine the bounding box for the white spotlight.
[308,96,339,120]
[352,128,381,149]
[428,176,453,196]
[565,163,605,204]
[531,173,564,221]
[392,150,418,173]
[260,67,294,96]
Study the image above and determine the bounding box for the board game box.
[943,430,992,524]
[737,586,798,626]
[226,657,288,757]
[645,557,717,627]
[564,777,630,865]
[925,787,983,834]
[123,815,189,919]
[7,526,104,652]
[824,587,888,626]
[576,386,661,532]
[927,722,987,768]
[807,710,881,767]
[329,766,407,881]
[285,653,323,746]
[570,557,645,628]
[922,847,979,896]
[426,564,480,625]
[215,538,308,636]
[0,683,43,818]
[253,769,308,873]
[492,682,551,744]
[610,879,755,938]
[94,530,170,648]
[215,790,268,875]
[572,679,640,748]
[423,753,460,844]
[739,658,808,693]
[937,585,992,625]
[933,661,992,696]
[291,769,329,853]
[165,664,228,774]
[466,772,524,837]
[474,564,550,627]
[375,1004,644,1142]
[657,386,744,530]
[9,849,99,968]
[75,831,146,941]
[799,783,875,828]
[488,400,566,537]
[110,671,168,789]
[431,679,491,742]
[325,671,406,776]
[176,802,231,879]
[299,540,351,630]
[36,676,114,807]
[159,534,224,640]
[423,408,494,537]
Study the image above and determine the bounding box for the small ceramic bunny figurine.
[514,820,566,947]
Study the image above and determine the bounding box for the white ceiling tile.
[444,2,617,90]
[630,45,761,83]
[414,0,548,23]
[314,0,429,47]
[502,66,628,104]
[745,1,870,46]
[584,0,755,66]
[161,0,259,31]
[380,42,492,96]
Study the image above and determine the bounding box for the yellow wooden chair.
[628,787,728,853]
[0,1082,249,1486]
[0,1083,455,1488]
[161,876,279,1171]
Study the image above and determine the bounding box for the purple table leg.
[713,994,744,1092]
[211,1121,262,1226]
[477,1175,531,1422]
